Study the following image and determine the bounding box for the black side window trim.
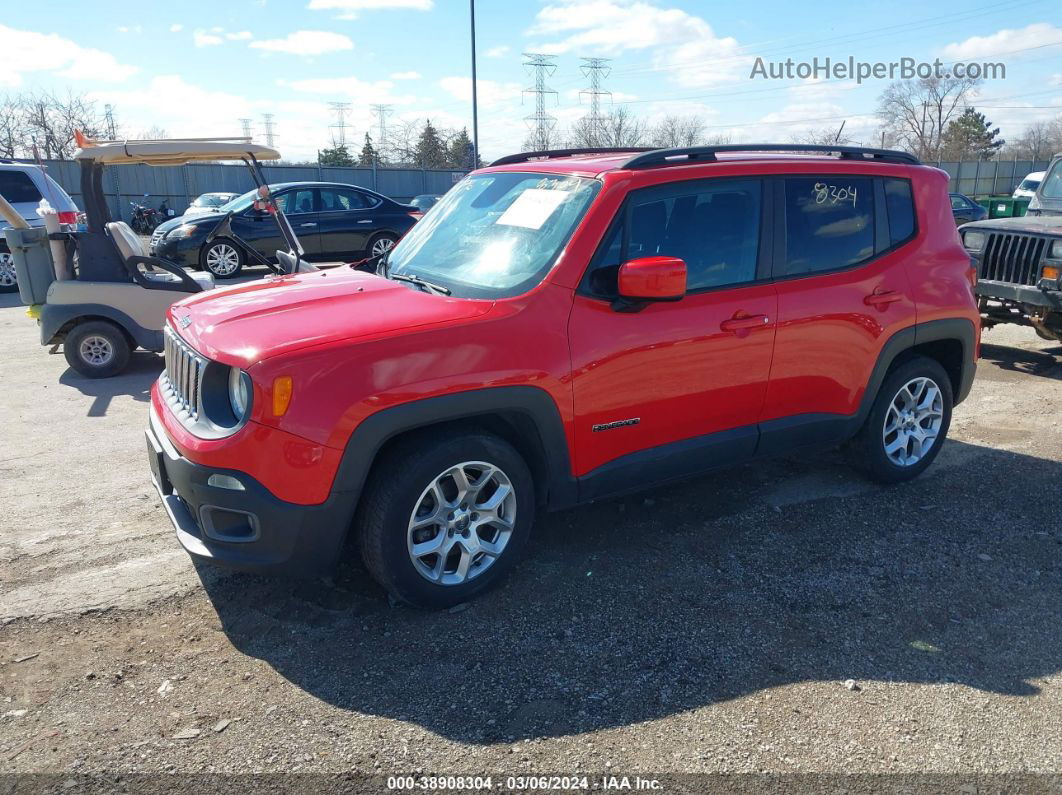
[771,174,919,283]
[577,176,774,299]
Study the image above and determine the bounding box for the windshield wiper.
[389,272,451,296]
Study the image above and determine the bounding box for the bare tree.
[649,115,707,148]
[0,90,105,159]
[567,107,647,148]
[1003,118,1062,161]
[137,125,169,140]
[877,76,981,161]
[789,125,855,146]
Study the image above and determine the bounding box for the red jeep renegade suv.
[146,144,979,608]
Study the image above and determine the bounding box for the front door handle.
[720,314,770,333]
[864,290,903,309]
[357,219,373,224]
[300,222,317,227]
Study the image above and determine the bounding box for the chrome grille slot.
[981,233,1046,287]
[162,325,206,421]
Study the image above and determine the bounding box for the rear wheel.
[201,238,244,278]
[63,320,132,378]
[853,356,953,483]
[0,251,16,293]
[357,431,535,608]
[368,232,398,259]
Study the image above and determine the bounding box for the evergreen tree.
[318,143,354,167]
[942,108,1005,160]
[415,120,448,168]
[447,127,475,169]
[358,132,379,167]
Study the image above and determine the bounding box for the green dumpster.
[1013,198,1031,217]
[988,197,1015,218]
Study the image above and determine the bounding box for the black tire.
[0,250,17,293]
[357,430,535,608]
[63,320,132,378]
[200,237,245,279]
[852,355,953,484]
[366,232,399,260]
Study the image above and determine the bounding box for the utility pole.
[262,113,276,148]
[469,0,479,167]
[103,105,119,139]
[328,101,351,147]
[240,118,254,141]
[522,53,558,151]
[579,57,611,147]
[370,104,393,159]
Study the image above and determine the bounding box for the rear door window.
[0,170,43,204]
[781,176,875,276]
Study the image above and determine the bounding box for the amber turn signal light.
[1044,265,1061,281]
[272,376,293,416]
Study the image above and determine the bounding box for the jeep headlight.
[228,367,251,419]
[963,230,986,252]
[1050,239,1062,260]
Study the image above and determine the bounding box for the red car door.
[568,177,777,496]
[758,174,918,452]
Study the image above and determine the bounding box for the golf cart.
[2,131,310,378]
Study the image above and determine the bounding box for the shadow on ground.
[199,437,1062,744]
[58,352,162,416]
[979,341,1062,380]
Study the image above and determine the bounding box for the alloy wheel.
[79,335,114,367]
[882,376,944,466]
[205,244,240,276]
[0,253,15,287]
[371,237,396,257]
[406,461,517,586]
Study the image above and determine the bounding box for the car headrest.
[105,222,147,261]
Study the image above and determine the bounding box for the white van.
[1013,170,1045,200]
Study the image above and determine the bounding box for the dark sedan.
[950,192,988,226]
[151,182,419,278]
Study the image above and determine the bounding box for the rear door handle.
[720,314,770,332]
[864,290,903,308]
[300,222,317,227]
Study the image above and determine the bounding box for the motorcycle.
[129,200,160,234]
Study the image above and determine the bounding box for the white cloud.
[439,76,521,108]
[391,70,422,80]
[193,30,224,47]
[528,1,750,87]
[169,24,184,33]
[280,75,414,105]
[117,25,142,35]
[942,23,1062,60]
[307,0,433,10]
[226,31,253,41]
[484,45,510,58]
[250,30,353,55]
[0,24,137,87]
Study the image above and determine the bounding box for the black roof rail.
[623,144,921,169]
[489,147,654,167]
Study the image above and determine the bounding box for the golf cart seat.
[105,222,215,291]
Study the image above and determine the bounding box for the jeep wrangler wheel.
[63,320,132,379]
[854,355,953,483]
[357,431,534,608]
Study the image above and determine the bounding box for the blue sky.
[2,0,1060,162]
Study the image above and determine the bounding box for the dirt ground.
[1,287,1061,786]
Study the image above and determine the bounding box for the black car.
[950,192,988,226]
[409,194,442,212]
[151,182,419,278]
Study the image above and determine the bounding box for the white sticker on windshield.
[496,188,569,230]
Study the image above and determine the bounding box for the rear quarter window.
[884,178,916,246]
[0,170,43,204]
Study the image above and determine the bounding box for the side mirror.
[617,256,687,304]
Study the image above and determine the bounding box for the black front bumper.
[977,279,1062,310]
[146,407,356,575]
[151,235,201,269]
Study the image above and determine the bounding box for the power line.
[262,113,276,148]
[523,52,558,150]
[239,118,254,141]
[370,103,393,153]
[580,57,612,146]
[103,105,118,140]
[328,101,352,147]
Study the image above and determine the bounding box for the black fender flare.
[330,385,578,511]
[39,302,162,352]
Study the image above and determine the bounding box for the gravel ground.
[1,287,1061,787]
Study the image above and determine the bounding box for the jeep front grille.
[162,326,206,421]
[979,233,1047,287]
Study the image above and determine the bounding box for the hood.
[181,206,223,221]
[962,214,1062,235]
[154,213,222,236]
[168,268,494,367]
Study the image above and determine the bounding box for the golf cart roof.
[72,130,281,166]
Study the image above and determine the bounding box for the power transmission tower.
[370,104,393,159]
[579,57,612,147]
[239,118,254,141]
[103,104,119,139]
[522,53,558,151]
[262,113,276,147]
[328,101,352,147]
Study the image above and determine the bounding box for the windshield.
[1018,179,1041,192]
[1040,162,1062,199]
[192,193,231,208]
[214,189,258,214]
[387,172,601,298]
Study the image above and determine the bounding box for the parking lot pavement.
[1,288,1061,775]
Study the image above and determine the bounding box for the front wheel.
[852,355,953,483]
[0,251,17,293]
[63,321,132,378]
[201,238,244,278]
[357,431,535,608]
